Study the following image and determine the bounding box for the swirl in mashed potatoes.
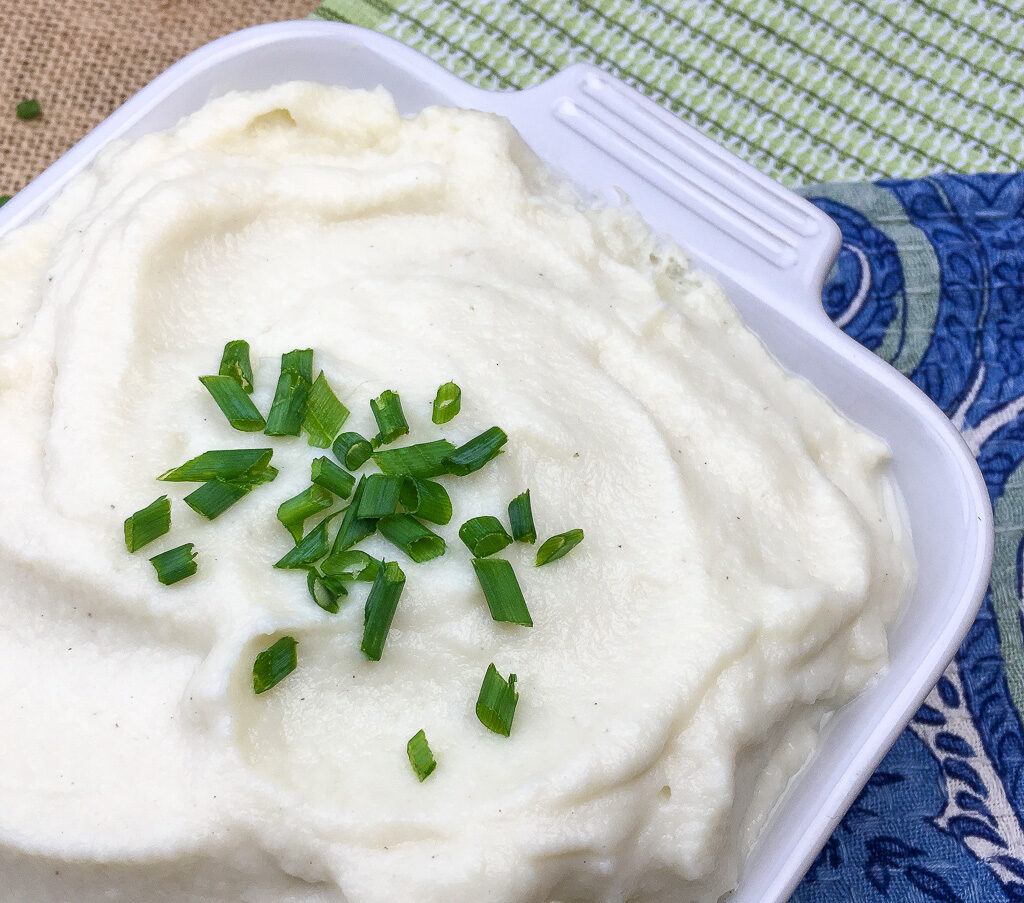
[0,83,912,903]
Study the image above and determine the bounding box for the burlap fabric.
[0,1,311,195]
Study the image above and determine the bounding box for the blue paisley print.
[793,174,1024,902]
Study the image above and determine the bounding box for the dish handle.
[491,64,841,325]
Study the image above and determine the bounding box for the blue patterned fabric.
[792,174,1024,902]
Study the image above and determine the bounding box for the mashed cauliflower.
[0,83,912,902]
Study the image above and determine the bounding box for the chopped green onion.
[252,636,297,694]
[444,427,508,476]
[407,729,437,781]
[277,485,333,542]
[124,495,171,552]
[158,448,273,483]
[16,99,40,120]
[306,568,348,613]
[357,473,402,518]
[264,370,309,437]
[184,479,250,519]
[247,465,279,486]
[311,456,355,499]
[508,490,536,543]
[399,477,452,525]
[331,476,378,553]
[373,440,456,478]
[265,350,313,437]
[432,381,461,424]
[218,340,254,393]
[476,664,519,737]
[199,375,266,431]
[472,558,532,626]
[333,431,373,470]
[0,195,11,207]
[370,390,409,447]
[302,371,349,448]
[378,514,446,563]
[274,512,337,569]
[535,529,585,566]
[459,516,512,558]
[182,462,276,520]
[361,561,406,661]
[281,348,314,383]
[149,543,198,586]
[322,549,379,582]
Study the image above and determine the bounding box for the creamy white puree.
[0,83,913,902]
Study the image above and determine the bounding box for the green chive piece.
[357,473,402,518]
[331,476,378,553]
[311,456,355,499]
[159,448,273,482]
[378,514,446,563]
[432,381,461,424]
[184,479,250,519]
[265,371,309,437]
[306,568,348,613]
[303,371,350,448]
[246,465,279,486]
[476,664,519,737]
[218,340,254,393]
[277,485,333,542]
[459,516,512,558]
[333,431,373,470]
[400,477,452,525]
[16,99,40,120]
[508,490,536,543]
[370,390,409,447]
[535,529,585,566]
[199,375,266,431]
[149,543,198,586]
[274,513,337,569]
[444,427,508,476]
[472,558,532,626]
[0,195,11,207]
[361,561,406,661]
[265,350,313,437]
[253,636,297,694]
[282,348,314,383]
[322,549,380,582]
[407,729,437,781]
[124,495,171,552]
[373,440,456,478]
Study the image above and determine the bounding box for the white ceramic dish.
[0,20,993,902]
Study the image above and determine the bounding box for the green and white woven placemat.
[312,0,1023,186]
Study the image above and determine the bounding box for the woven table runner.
[313,0,1024,186]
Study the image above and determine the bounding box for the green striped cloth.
[311,0,1023,186]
